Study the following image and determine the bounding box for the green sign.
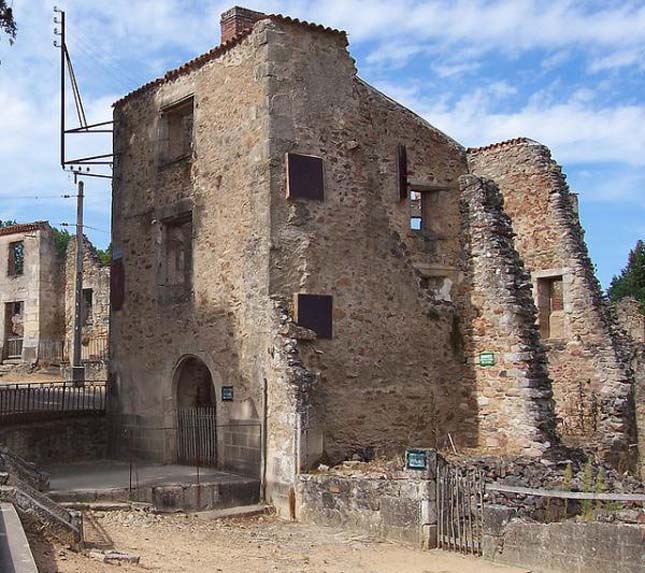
[478,352,496,366]
[406,449,428,470]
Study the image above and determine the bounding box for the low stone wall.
[0,416,107,465]
[483,504,645,573]
[296,472,436,546]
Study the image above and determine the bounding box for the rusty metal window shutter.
[296,294,333,339]
[287,153,324,200]
[397,144,408,200]
[110,257,125,311]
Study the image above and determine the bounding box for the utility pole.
[72,178,85,386]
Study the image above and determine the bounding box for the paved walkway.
[45,459,244,491]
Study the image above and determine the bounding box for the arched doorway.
[174,356,217,467]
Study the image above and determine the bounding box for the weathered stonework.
[64,236,110,375]
[0,222,64,364]
[615,297,645,344]
[459,175,556,456]
[0,222,109,372]
[110,5,639,517]
[468,140,637,468]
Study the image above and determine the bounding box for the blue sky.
[1,1,644,287]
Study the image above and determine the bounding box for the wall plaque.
[478,352,496,366]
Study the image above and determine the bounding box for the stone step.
[192,503,271,520]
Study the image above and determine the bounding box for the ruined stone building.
[0,221,109,372]
[0,222,61,364]
[110,6,642,512]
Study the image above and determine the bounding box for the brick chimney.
[220,6,266,44]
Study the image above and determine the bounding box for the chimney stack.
[220,6,266,44]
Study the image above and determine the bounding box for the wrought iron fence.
[0,380,106,424]
[63,336,109,362]
[38,340,65,363]
[4,338,23,360]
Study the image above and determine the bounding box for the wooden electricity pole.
[72,179,85,385]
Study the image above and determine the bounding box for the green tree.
[96,243,112,266]
[51,226,72,259]
[608,240,645,313]
[0,1,17,44]
[0,219,17,228]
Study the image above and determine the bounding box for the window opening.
[160,97,194,165]
[82,288,93,325]
[8,241,24,276]
[537,276,564,339]
[410,191,423,230]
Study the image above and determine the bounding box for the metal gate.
[176,406,217,467]
[436,463,485,555]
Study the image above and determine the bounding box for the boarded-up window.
[397,144,408,200]
[160,213,193,303]
[110,258,125,312]
[159,97,194,166]
[537,276,564,339]
[8,241,24,276]
[295,294,333,339]
[286,153,324,200]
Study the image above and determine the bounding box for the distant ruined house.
[109,6,642,513]
[0,221,109,373]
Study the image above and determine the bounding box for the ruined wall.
[263,20,477,466]
[483,506,645,573]
[0,223,63,363]
[615,297,645,344]
[468,140,636,468]
[615,298,645,477]
[37,226,65,353]
[64,236,110,365]
[459,175,556,456]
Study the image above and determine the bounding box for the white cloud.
[1,0,644,251]
[588,49,645,73]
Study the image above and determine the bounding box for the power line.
[1,194,76,200]
[60,222,110,234]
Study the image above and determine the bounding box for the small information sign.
[221,386,234,401]
[478,352,496,367]
[405,449,428,471]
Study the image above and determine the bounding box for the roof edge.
[0,221,51,238]
[114,13,347,108]
[466,137,542,154]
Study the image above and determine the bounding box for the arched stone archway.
[175,355,215,408]
[174,355,217,467]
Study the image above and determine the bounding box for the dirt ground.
[0,368,62,383]
[29,511,527,573]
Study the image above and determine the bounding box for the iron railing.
[4,338,23,360]
[0,380,106,424]
[38,340,65,363]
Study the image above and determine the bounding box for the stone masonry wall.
[111,23,304,515]
[468,140,637,468]
[615,297,645,344]
[264,20,480,464]
[459,175,556,456]
[0,223,63,363]
[483,506,645,573]
[615,298,645,477]
[64,236,110,365]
